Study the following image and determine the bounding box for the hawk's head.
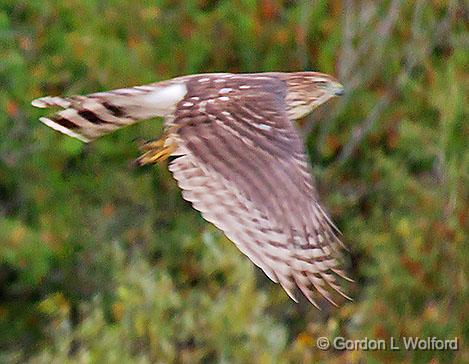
[283,72,344,120]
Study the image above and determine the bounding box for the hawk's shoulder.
[177,73,287,102]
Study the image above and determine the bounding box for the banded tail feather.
[32,82,188,142]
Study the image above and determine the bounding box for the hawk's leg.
[136,135,177,166]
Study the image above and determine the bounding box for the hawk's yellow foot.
[136,137,177,165]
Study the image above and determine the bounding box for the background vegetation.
[0,0,467,363]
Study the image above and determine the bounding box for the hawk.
[32,72,351,307]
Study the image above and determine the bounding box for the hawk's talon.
[138,138,166,152]
[136,139,176,166]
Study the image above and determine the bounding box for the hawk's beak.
[331,82,345,96]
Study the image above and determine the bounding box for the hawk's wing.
[169,75,350,306]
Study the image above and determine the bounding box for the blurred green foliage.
[0,0,468,363]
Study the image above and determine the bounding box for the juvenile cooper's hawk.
[32,72,351,307]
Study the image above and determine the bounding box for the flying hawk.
[32,72,352,307]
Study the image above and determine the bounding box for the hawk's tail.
[31,82,187,142]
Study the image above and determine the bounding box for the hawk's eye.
[315,81,329,89]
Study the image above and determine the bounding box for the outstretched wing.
[169,75,351,306]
